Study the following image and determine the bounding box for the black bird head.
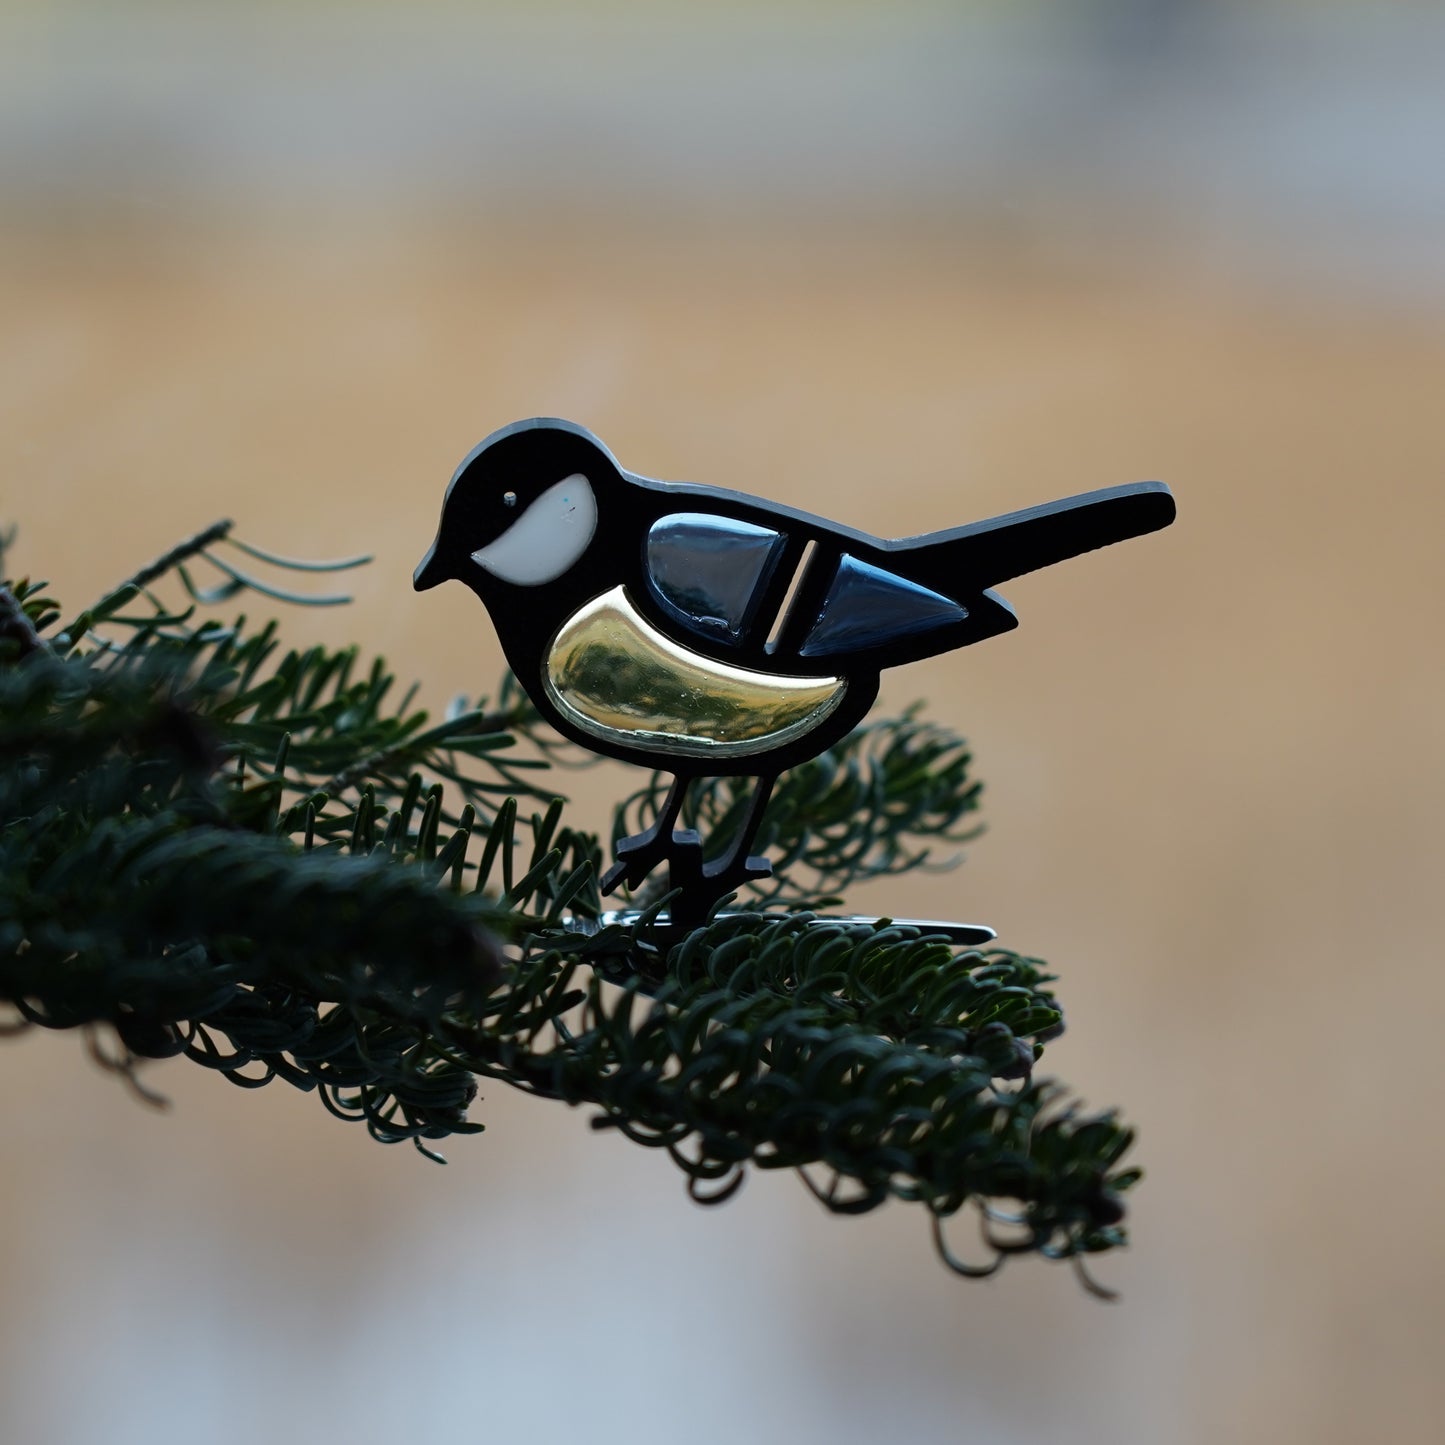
[413,419,620,595]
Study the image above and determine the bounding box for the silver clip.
[562,910,996,948]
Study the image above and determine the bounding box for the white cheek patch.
[470,474,598,586]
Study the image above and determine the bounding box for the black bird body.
[415,418,1174,920]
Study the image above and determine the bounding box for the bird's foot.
[599,826,773,932]
[600,824,705,896]
[661,851,773,933]
[704,853,772,889]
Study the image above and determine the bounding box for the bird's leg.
[665,776,777,932]
[600,774,695,895]
[602,774,777,930]
[703,774,775,888]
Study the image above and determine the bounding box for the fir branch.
[0,522,1142,1288]
[123,518,236,594]
[321,707,520,799]
[50,519,237,650]
[0,583,46,659]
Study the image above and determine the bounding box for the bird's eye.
[503,491,518,508]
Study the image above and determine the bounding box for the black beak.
[413,542,450,592]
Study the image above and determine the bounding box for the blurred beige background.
[3,3,1444,1442]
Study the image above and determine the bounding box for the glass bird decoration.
[416,418,1174,930]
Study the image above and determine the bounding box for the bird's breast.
[542,585,846,760]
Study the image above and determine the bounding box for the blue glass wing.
[646,513,787,643]
[800,555,967,658]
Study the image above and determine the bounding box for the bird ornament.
[416,419,1174,932]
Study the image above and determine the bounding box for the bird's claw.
[600,825,772,922]
[597,857,634,895]
[703,854,772,888]
[660,831,770,898]
[601,826,706,896]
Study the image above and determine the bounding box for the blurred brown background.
[3,3,1444,1442]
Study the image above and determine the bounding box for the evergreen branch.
[321,708,522,798]
[0,522,1142,1287]
[52,519,236,649]
[190,550,357,607]
[124,519,236,594]
[0,583,47,659]
[220,536,374,572]
[404,915,1132,1269]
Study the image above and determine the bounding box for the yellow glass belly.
[543,585,846,759]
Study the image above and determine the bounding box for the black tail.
[894,482,1175,595]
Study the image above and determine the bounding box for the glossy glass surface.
[646,512,786,641]
[544,585,845,758]
[470,473,596,586]
[800,554,967,657]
